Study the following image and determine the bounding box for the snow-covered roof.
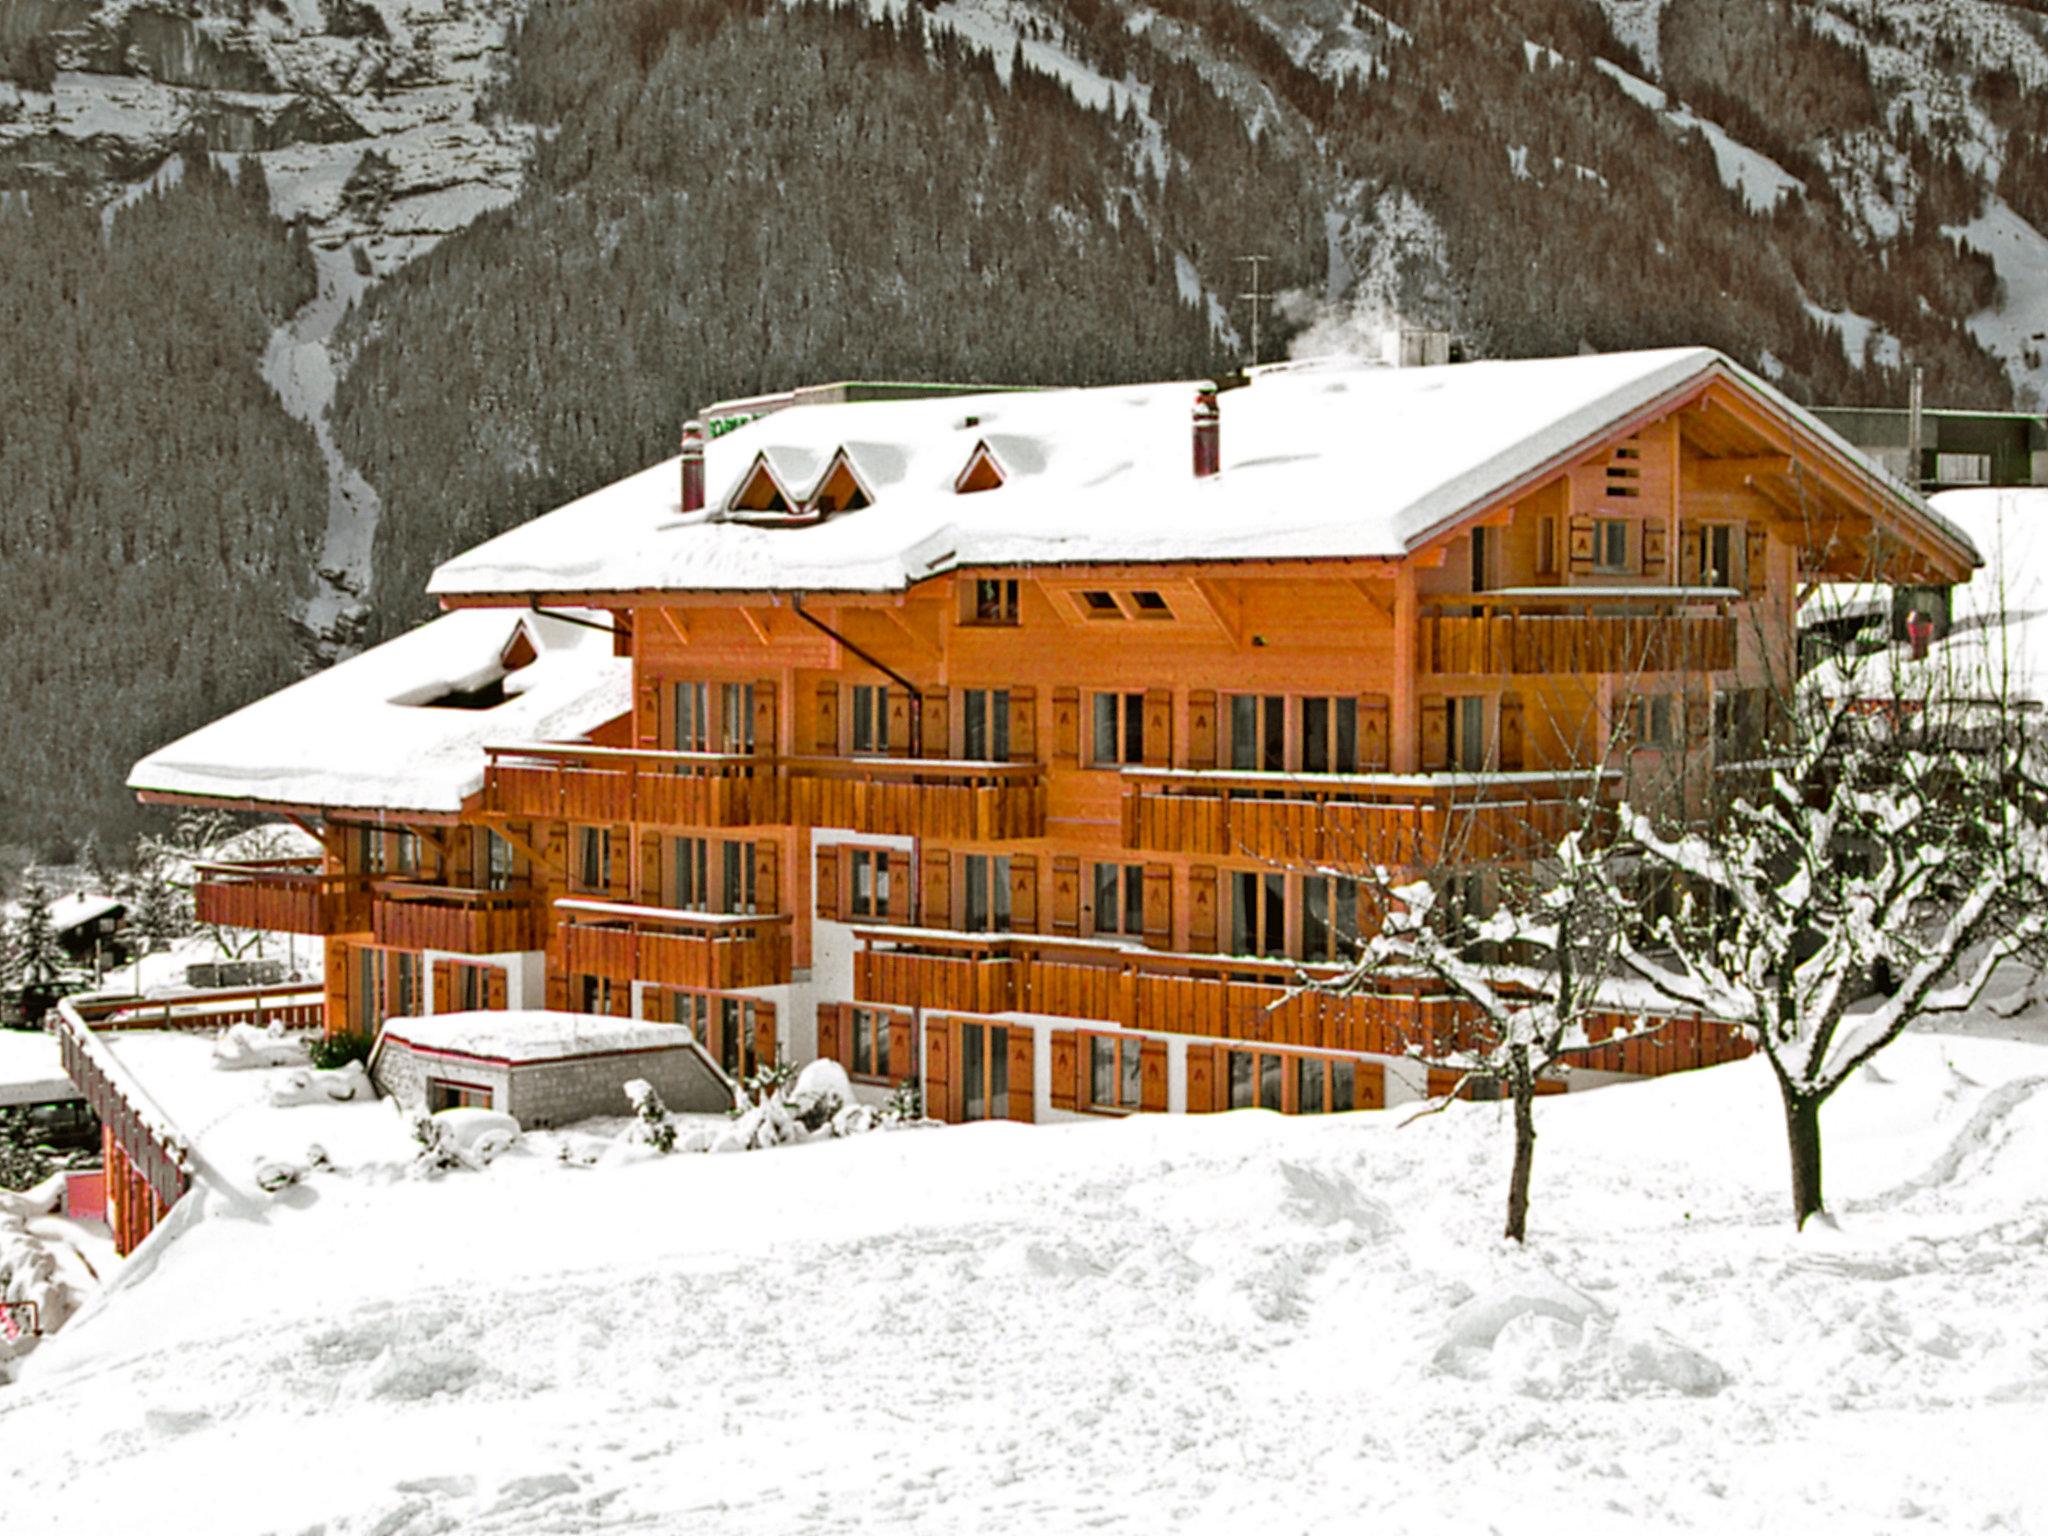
[128,609,630,815]
[46,894,123,934]
[0,1028,78,1108]
[429,347,1973,598]
[383,1011,698,1065]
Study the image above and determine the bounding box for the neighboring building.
[129,348,1977,1125]
[47,894,128,972]
[1812,405,2048,493]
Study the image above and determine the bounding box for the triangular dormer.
[808,450,874,516]
[498,623,539,672]
[726,453,800,521]
[955,440,1007,495]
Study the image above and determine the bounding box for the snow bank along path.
[2,1035,2045,1535]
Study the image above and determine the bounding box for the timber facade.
[142,350,1978,1126]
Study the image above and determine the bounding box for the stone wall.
[505,1046,731,1129]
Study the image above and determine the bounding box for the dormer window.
[955,440,1007,495]
[729,455,796,517]
[809,451,873,516]
[499,626,538,672]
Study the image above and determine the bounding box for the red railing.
[74,983,325,1034]
[192,858,370,936]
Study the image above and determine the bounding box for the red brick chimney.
[1192,385,1220,478]
[680,419,706,513]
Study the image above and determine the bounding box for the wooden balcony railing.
[1420,601,1736,676]
[558,900,793,991]
[485,744,1045,840]
[192,859,370,936]
[1120,769,1602,864]
[851,931,1751,1077]
[371,883,544,955]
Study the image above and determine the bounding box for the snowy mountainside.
[1,1032,2045,1533]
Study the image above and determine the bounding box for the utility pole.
[1238,255,1271,371]
[1907,365,1925,490]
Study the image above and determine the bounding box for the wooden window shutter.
[1006,1029,1035,1122]
[1007,686,1037,762]
[1680,528,1702,586]
[1746,527,1768,594]
[924,1017,954,1123]
[606,828,629,898]
[1420,695,1448,771]
[817,1002,844,1066]
[1142,863,1173,947]
[887,1015,914,1085]
[814,844,841,921]
[1142,688,1173,766]
[638,831,662,904]
[1140,1037,1168,1112]
[610,980,632,1018]
[1187,689,1218,768]
[1359,693,1391,770]
[1052,686,1080,764]
[754,1000,778,1071]
[1187,865,1218,951]
[885,852,912,921]
[814,681,840,754]
[545,969,569,1012]
[754,839,780,914]
[1049,1029,1079,1112]
[1568,514,1595,575]
[636,679,659,750]
[753,679,778,755]
[1008,853,1038,932]
[885,690,912,754]
[1497,693,1526,772]
[921,688,949,759]
[484,967,508,1011]
[1186,1045,1218,1113]
[921,850,952,928]
[430,960,455,1015]
[1050,855,1081,936]
[1642,521,1667,575]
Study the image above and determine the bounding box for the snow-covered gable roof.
[428,347,1974,599]
[48,893,123,934]
[128,609,630,816]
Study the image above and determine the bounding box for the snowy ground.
[1,1022,2044,1534]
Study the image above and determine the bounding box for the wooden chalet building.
[132,347,1978,1125]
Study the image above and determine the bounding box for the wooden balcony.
[485,744,1044,840]
[851,932,1750,1076]
[192,859,369,936]
[1120,770,1601,864]
[1420,595,1736,676]
[370,883,544,954]
[558,900,793,991]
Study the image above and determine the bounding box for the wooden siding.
[1418,609,1737,676]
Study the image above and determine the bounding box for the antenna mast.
[1237,255,1271,370]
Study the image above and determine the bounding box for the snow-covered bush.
[787,1058,852,1130]
[624,1078,676,1153]
[268,1062,370,1107]
[738,1059,798,1107]
[880,1078,924,1125]
[307,1032,373,1070]
[410,1108,519,1176]
[212,1021,309,1071]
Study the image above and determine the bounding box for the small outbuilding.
[371,1011,734,1128]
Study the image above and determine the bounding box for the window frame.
[961,853,1013,934]
[970,578,1020,625]
[1593,517,1632,574]
[1085,1032,1146,1113]
[849,1006,895,1082]
[961,687,1011,762]
[850,684,890,755]
[1091,691,1146,767]
[572,825,610,895]
[1091,861,1146,939]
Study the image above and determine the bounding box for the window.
[573,826,610,893]
[1091,691,1146,767]
[962,688,1010,762]
[851,684,890,754]
[1537,516,1558,577]
[1088,1034,1144,1111]
[1092,862,1146,938]
[848,848,893,919]
[356,828,387,875]
[1130,590,1173,618]
[1629,694,1678,749]
[1302,875,1359,963]
[393,830,422,876]
[1227,694,1285,772]
[1228,1050,1284,1112]
[959,1021,1009,1122]
[1715,688,1764,758]
[851,1007,894,1080]
[1935,452,1991,486]
[1230,870,1287,959]
[671,837,758,913]
[673,681,710,753]
[482,830,515,892]
[1295,1056,1357,1114]
[1594,518,1631,573]
[721,682,755,754]
[721,839,756,914]
[1469,526,1493,592]
[1080,590,1121,618]
[972,578,1019,624]
[962,853,1012,933]
[427,1079,492,1112]
[578,973,617,1016]
[1301,697,1360,775]
[1700,524,1735,588]
[1606,445,1642,499]
[1446,696,1486,772]
[673,836,708,911]
[669,992,765,1081]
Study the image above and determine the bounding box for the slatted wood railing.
[192,859,370,936]
[557,903,793,991]
[370,882,544,954]
[1419,607,1736,676]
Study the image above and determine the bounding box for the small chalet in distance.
[131,346,1977,1125]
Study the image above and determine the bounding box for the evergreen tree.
[8,872,66,994]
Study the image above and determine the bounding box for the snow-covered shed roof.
[382,1011,698,1065]
[0,1028,78,1108]
[47,893,123,934]
[429,347,1975,599]
[128,609,630,816]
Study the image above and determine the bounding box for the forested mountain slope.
[2,0,2046,855]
